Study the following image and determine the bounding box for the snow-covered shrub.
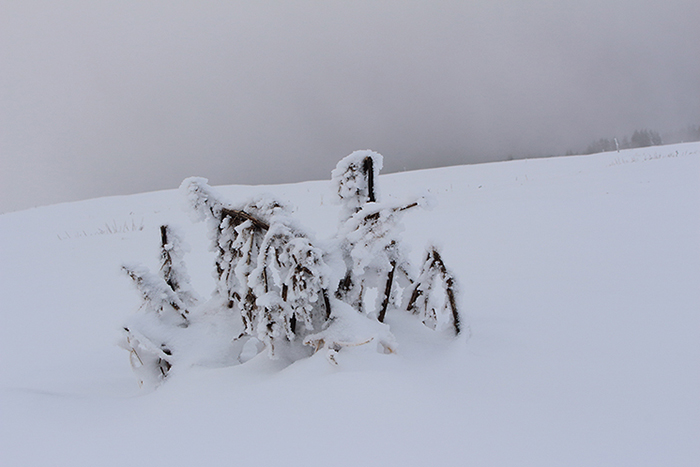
[180,179,334,357]
[407,247,460,334]
[121,224,197,384]
[122,225,195,326]
[335,201,418,321]
[121,151,461,385]
[158,225,198,310]
[122,264,189,325]
[331,150,383,220]
[247,220,333,356]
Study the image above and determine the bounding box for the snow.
[331,149,384,218]
[1,143,699,466]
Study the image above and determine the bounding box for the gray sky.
[2,1,699,213]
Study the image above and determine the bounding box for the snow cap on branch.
[180,177,225,223]
[331,150,384,218]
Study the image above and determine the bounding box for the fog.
[2,1,699,213]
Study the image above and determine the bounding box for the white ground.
[1,143,698,466]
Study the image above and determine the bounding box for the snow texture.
[1,143,699,467]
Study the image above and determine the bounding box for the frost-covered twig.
[122,264,189,325]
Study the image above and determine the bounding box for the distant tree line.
[661,124,700,145]
[583,125,700,155]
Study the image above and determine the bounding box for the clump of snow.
[304,298,397,364]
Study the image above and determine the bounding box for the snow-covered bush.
[121,225,196,385]
[331,150,383,220]
[122,225,195,326]
[407,247,460,334]
[158,225,198,310]
[121,150,461,385]
[335,200,419,320]
[179,180,333,357]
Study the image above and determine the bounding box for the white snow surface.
[1,144,699,466]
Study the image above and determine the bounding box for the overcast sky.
[2,1,699,213]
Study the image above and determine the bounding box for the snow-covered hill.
[1,143,699,466]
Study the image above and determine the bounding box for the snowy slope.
[1,143,699,466]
